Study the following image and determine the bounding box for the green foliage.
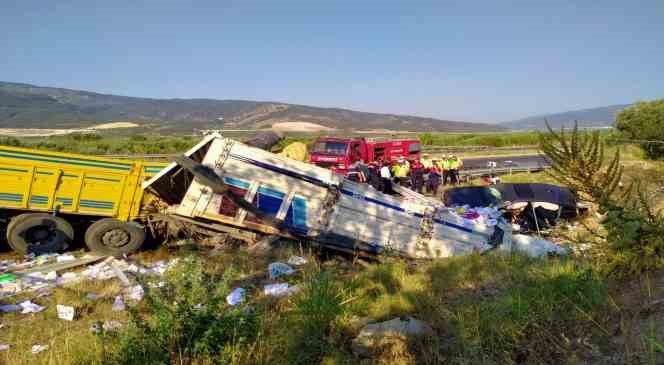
[615,99,664,159]
[539,121,622,203]
[539,121,664,275]
[417,131,541,147]
[454,259,606,362]
[0,137,23,147]
[1,134,197,155]
[288,270,347,364]
[101,256,258,364]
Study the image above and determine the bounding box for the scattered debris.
[86,293,98,301]
[247,235,280,255]
[287,256,307,266]
[351,317,434,357]
[0,344,9,351]
[56,272,81,286]
[264,283,299,297]
[268,262,294,279]
[0,273,16,283]
[19,300,45,314]
[56,254,76,263]
[125,285,144,301]
[226,287,246,306]
[31,344,49,354]
[0,304,20,313]
[103,320,123,331]
[110,261,132,287]
[56,304,75,321]
[112,296,126,311]
[90,321,122,333]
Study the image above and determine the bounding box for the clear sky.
[1,0,662,122]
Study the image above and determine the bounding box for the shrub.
[540,122,664,275]
[101,256,258,364]
[288,270,346,364]
[615,99,664,160]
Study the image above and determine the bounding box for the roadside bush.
[540,122,664,275]
[71,132,102,141]
[101,256,258,364]
[0,137,23,147]
[615,99,664,160]
[288,270,347,364]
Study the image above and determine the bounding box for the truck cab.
[309,137,367,175]
[309,136,421,175]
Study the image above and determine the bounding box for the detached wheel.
[84,218,146,255]
[6,213,73,255]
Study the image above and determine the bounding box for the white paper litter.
[103,320,123,331]
[56,272,81,286]
[0,344,9,351]
[31,344,48,354]
[19,300,45,314]
[56,304,75,321]
[268,262,294,279]
[264,283,300,297]
[287,256,307,266]
[86,293,98,300]
[110,262,131,287]
[126,285,144,301]
[56,254,76,263]
[226,288,245,306]
[112,296,126,311]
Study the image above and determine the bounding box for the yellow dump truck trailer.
[0,145,166,255]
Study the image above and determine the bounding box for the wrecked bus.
[144,133,564,258]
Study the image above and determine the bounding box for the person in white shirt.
[379,162,393,194]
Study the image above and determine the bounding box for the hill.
[501,104,631,130]
[0,81,501,133]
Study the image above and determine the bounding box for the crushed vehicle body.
[144,134,565,258]
[444,183,591,233]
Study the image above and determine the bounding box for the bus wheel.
[85,218,146,255]
[6,213,73,255]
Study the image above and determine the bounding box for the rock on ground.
[351,317,434,358]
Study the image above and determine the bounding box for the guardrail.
[421,145,538,153]
[458,165,549,183]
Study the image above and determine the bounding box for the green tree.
[615,99,664,159]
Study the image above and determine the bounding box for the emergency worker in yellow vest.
[393,158,410,186]
[439,155,452,186]
[449,155,463,185]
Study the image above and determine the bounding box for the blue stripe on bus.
[222,176,251,189]
[226,151,492,239]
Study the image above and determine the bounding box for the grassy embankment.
[0,131,662,364]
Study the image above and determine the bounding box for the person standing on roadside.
[440,155,451,186]
[380,160,393,194]
[410,159,425,193]
[449,155,463,185]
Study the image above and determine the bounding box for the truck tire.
[84,218,146,255]
[6,213,73,255]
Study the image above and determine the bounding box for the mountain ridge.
[0,81,502,133]
[501,104,631,130]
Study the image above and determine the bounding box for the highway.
[461,154,550,170]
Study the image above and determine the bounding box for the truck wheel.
[6,213,73,255]
[84,218,146,255]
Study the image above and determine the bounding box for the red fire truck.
[309,136,421,175]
